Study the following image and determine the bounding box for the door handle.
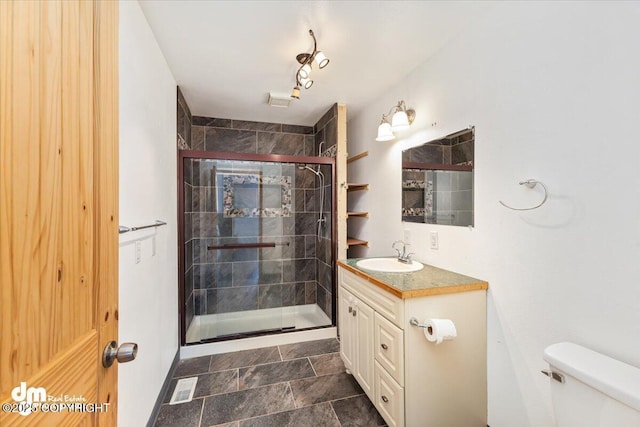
[102,341,138,368]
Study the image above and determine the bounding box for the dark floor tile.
[289,372,363,407]
[174,355,212,378]
[309,352,346,376]
[239,402,340,427]
[279,338,340,360]
[201,383,296,426]
[165,371,236,404]
[155,398,203,427]
[239,358,315,390]
[194,369,238,398]
[209,346,281,372]
[331,395,386,426]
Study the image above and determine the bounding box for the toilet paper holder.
[409,317,429,329]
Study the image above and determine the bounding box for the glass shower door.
[182,157,332,343]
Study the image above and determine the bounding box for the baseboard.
[145,349,180,427]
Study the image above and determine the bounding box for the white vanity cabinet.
[338,264,487,427]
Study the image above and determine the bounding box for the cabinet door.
[338,286,355,373]
[354,297,375,400]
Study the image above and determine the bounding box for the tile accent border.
[222,174,292,218]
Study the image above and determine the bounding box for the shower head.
[298,164,321,177]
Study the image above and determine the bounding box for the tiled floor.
[155,338,386,427]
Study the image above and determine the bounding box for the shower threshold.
[186,304,331,343]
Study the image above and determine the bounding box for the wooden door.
[0,1,119,426]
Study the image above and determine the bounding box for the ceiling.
[139,1,492,126]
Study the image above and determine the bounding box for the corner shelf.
[347,151,369,164]
[345,150,369,253]
[347,237,369,248]
[347,211,369,218]
[347,183,369,192]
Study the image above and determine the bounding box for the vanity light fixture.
[375,100,416,141]
[291,29,330,99]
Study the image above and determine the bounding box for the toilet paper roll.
[424,318,457,345]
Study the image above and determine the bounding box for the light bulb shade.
[391,110,410,131]
[314,51,329,69]
[291,86,300,99]
[299,63,312,79]
[375,122,395,142]
[300,76,313,89]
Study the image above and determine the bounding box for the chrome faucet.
[392,240,414,264]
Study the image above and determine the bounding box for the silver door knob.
[102,341,138,368]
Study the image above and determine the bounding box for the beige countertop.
[338,258,488,299]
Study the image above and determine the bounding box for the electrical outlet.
[135,240,142,264]
[429,231,439,250]
[403,229,411,244]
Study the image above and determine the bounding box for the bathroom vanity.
[337,259,488,427]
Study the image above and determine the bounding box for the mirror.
[401,128,474,227]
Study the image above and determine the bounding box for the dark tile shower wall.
[177,93,338,335]
[313,104,338,319]
[190,117,315,155]
[184,158,195,330]
[177,87,192,149]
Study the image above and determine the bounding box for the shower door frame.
[177,149,337,345]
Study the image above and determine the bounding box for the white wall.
[347,2,640,426]
[118,1,178,425]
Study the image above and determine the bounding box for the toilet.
[543,342,640,426]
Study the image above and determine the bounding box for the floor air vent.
[169,377,198,405]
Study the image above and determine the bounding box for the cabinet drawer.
[374,312,404,386]
[375,361,405,427]
[339,268,404,328]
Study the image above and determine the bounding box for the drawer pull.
[348,306,352,313]
[352,310,357,317]
[381,343,388,350]
[381,395,389,403]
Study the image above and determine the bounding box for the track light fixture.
[291,29,330,99]
[375,100,416,141]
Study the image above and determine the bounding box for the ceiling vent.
[268,92,292,108]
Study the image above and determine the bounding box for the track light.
[375,100,415,141]
[299,63,312,79]
[314,51,329,69]
[299,75,313,89]
[291,29,330,99]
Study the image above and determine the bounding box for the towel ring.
[499,179,548,211]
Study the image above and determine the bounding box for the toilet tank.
[543,342,640,427]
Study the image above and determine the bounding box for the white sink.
[356,258,424,273]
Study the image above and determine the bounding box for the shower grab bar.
[119,220,167,234]
[208,242,290,250]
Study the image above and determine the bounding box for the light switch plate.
[429,231,439,250]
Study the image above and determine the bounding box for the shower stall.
[179,151,335,344]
